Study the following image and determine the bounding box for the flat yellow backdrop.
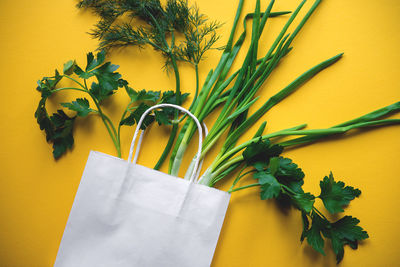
[0,0,399,266]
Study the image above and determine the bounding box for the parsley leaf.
[86,50,105,71]
[50,110,75,158]
[35,51,129,159]
[125,87,161,103]
[63,60,76,75]
[253,171,281,199]
[136,89,160,102]
[300,206,368,263]
[160,90,190,104]
[319,172,361,214]
[36,70,62,97]
[89,62,122,102]
[332,216,369,243]
[154,110,171,125]
[132,103,155,129]
[242,138,283,168]
[119,112,136,126]
[61,98,94,117]
[120,103,155,129]
[241,152,368,262]
[91,62,121,90]
[291,192,315,213]
[120,89,189,128]
[159,90,190,117]
[35,98,53,141]
[273,157,305,194]
[72,51,122,102]
[275,157,305,181]
[35,103,76,159]
[304,211,329,255]
[324,216,369,263]
[300,211,309,242]
[251,156,314,213]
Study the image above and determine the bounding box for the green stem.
[200,123,231,158]
[53,83,121,157]
[80,78,121,157]
[155,124,179,170]
[62,75,86,89]
[168,10,244,174]
[176,63,200,124]
[279,101,400,147]
[228,167,256,192]
[211,155,244,181]
[281,184,296,195]
[213,118,400,172]
[102,114,119,141]
[313,207,328,220]
[221,52,343,154]
[117,102,131,144]
[90,92,121,157]
[154,53,181,170]
[229,183,260,193]
[211,129,285,171]
[228,165,246,192]
[190,63,200,111]
[53,87,87,93]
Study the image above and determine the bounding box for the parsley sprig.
[35,50,184,158]
[227,137,368,263]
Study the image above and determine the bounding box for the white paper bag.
[54,104,230,267]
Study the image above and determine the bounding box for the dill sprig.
[78,0,222,169]
[175,5,223,66]
[77,0,221,69]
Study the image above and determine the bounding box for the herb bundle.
[35,0,400,263]
[35,50,185,158]
[77,0,222,169]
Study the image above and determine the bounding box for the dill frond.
[78,0,222,69]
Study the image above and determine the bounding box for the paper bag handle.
[127,104,203,183]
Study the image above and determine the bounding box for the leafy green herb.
[78,0,222,169]
[119,103,155,128]
[329,216,369,262]
[35,0,400,263]
[292,192,315,213]
[35,50,184,158]
[303,212,368,263]
[72,0,398,262]
[253,171,281,199]
[304,211,327,255]
[319,172,361,214]
[147,1,396,260]
[77,0,221,69]
[49,110,75,159]
[274,157,305,193]
[231,141,367,262]
[61,98,94,117]
[242,138,283,169]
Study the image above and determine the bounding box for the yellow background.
[1,0,399,266]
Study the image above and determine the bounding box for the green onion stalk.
[159,0,400,186]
